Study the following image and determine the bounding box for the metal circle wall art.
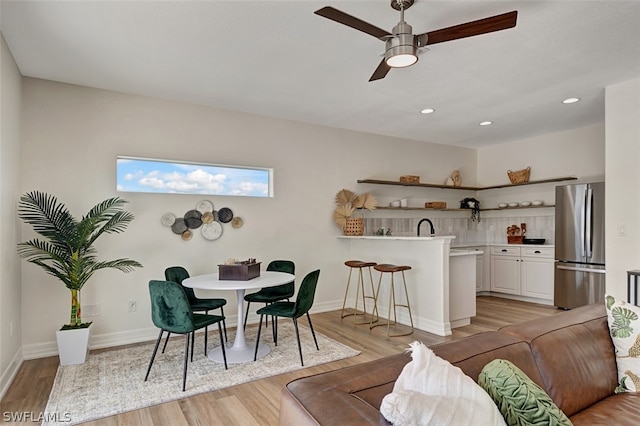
[161,200,243,242]
[184,209,203,229]
[217,207,233,223]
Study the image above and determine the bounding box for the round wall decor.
[201,221,223,240]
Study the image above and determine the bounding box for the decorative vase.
[344,217,364,236]
[56,325,92,366]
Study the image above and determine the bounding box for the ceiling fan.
[314,0,518,81]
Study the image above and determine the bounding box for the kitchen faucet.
[417,218,435,237]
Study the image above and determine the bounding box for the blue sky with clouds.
[116,157,270,197]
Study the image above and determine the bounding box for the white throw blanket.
[380,341,506,426]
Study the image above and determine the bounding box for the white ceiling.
[1,0,639,148]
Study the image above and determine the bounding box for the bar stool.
[341,260,379,325]
[370,264,414,337]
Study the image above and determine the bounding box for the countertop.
[337,235,455,241]
[336,236,553,247]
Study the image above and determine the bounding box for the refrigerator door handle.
[580,189,587,258]
[585,187,593,259]
[556,265,606,274]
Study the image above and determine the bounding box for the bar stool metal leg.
[370,264,414,337]
[341,261,379,325]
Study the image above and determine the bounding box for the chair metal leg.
[190,331,197,362]
[220,306,228,342]
[183,333,190,392]
[274,316,278,346]
[292,318,304,366]
[218,323,228,369]
[145,329,164,382]
[204,310,209,356]
[254,314,264,361]
[161,332,171,353]
[306,312,319,351]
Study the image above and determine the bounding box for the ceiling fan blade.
[416,10,517,46]
[315,6,391,40]
[369,59,391,82]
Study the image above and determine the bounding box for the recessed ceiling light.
[479,121,493,126]
[420,108,435,114]
[562,97,580,104]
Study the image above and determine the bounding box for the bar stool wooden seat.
[341,260,379,325]
[370,264,414,337]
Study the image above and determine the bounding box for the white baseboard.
[20,301,343,361]
[0,348,23,401]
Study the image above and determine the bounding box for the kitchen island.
[337,235,479,336]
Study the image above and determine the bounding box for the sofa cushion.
[500,304,617,416]
[478,359,572,426]
[569,393,640,425]
[432,331,545,389]
[381,342,505,426]
[605,294,640,393]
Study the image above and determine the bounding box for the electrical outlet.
[84,304,100,317]
[128,301,137,313]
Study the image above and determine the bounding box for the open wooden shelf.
[357,176,577,191]
[376,206,467,212]
[377,205,555,212]
[481,205,555,211]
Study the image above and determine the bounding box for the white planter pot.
[56,325,92,366]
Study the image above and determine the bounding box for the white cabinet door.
[476,253,484,291]
[467,247,488,292]
[521,256,554,299]
[491,255,521,294]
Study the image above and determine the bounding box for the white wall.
[477,124,605,187]
[19,78,476,356]
[605,78,640,299]
[475,124,605,245]
[0,34,23,397]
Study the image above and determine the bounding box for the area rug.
[43,323,359,425]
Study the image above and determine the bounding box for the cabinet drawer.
[521,247,554,258]
[491,246,519,256]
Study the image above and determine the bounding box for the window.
[116,156,272,197]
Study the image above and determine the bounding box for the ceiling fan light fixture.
[384,31,418,68]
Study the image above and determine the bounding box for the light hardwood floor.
[1,296,560,425]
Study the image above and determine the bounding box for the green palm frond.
[17,191,142,326]
[611,306,638,338]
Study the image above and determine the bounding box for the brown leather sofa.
[280,304,640,425]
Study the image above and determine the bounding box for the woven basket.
[343,217,364,236]
[507,167,531,184]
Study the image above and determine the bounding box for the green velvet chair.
[243,260,295,329]
[253,269,320,366]
[145,280,227,391]
[164,266,228,353]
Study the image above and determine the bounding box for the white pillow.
[605,294,640,392]
[380,341,506,426]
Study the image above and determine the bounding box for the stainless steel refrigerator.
[554,182,606,309]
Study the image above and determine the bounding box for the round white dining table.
[183,270,295,363]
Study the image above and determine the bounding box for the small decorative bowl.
[390,201,401,208]
[520,201,532,207]
[498,203,508,208]
[508,202,518,208]
[532,200,544,206]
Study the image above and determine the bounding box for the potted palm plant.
[17,191,142,365]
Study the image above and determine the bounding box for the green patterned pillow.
[605,294,640,393]
[478,359,572,426]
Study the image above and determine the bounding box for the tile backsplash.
[364,215,555,245]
